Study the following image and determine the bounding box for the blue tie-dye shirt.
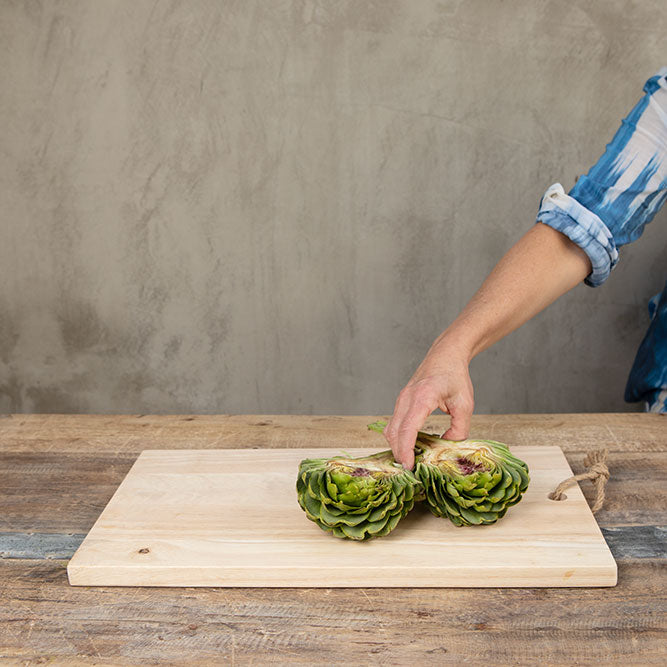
[536,67,667,413]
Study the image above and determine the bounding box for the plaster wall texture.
[1,0,666,415]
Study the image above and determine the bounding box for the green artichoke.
[367,421,530,526]
[296,450,422,540]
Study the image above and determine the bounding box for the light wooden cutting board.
[67,446,617,587]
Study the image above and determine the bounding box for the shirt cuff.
[535,183,619,287]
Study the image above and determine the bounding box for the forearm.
[385,71,667,461]
[431,223,592,362]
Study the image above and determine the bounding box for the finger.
[384,387,413,448]
[394,397,437,469]
[442,396,473,441]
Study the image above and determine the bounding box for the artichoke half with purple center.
[368,420,530,526]
[296,450,422,540]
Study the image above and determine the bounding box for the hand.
[383,341,474,469]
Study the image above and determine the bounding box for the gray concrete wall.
[1,0,665,415]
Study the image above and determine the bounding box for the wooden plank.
[0,560,664,664]
[1,413,665,453]
[67,447,617,587]
[3,450,664,533]
[601,526,667,560]
[0,533,85,560]
[2,526,663,560]
[0,452,135,533]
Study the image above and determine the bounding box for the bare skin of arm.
[384,223,593,469]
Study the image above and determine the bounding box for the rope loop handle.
[550,448,609,513]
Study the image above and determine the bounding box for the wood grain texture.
[1,413,665,453]
[3,526,665,561]
[1,413,665,663]
[2,560,665,665]
[67,447,617,587]
[0,532,85,560]
[3,450,665,533]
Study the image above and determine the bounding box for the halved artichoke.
[368,421,530,526]
[296,450,422,540]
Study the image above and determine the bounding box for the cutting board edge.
[66,562,618,588]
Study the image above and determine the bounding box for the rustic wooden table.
[1,413,665,664]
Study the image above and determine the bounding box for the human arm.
[383,223,591,469]
[385,68,667,468]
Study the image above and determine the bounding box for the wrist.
[429,327,476,364]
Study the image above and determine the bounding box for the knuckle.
[397,387,412,402]
[412,387,431,403]
[415,381,441,405]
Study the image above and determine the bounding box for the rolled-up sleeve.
[536,67,667,287]
[537,184,619,287]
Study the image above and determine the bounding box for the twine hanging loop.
[550,449,609,513]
